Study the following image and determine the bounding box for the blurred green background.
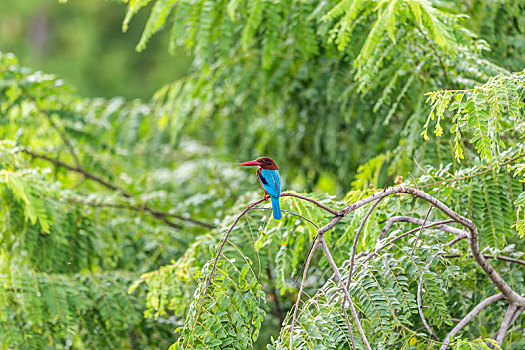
[0,0,192,99]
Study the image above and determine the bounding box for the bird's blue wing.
[259,169,281,197]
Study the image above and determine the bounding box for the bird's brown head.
[240,157,279,170]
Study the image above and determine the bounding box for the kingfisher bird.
[240,157,282,220]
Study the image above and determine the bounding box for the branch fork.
[195,187,524,349]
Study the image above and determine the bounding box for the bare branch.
[444,234,468,246]
[340,304,356,350]
[290,236,320,350]
[355,220,455,275]
[494,304,521,346]
[439,293,504,350]
[346,197,383,290]
[319,234,372,350]
[411,206,433,255]
[190,187,524,348]
[418,259,438,340]
[341,186,525,306]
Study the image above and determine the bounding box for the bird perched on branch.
[240,157,281,220]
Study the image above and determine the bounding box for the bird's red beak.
[240,160,259,166]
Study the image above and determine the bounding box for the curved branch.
[342,186,525,306]
[439,293,504,350]
[65,196,216,228]
[195,188,524,348]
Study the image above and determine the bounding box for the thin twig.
[340,304,357,350]
[43,113,82,168]
[290,236,320,350]
[411,205,433,255]
[409,172,420,190]
[346,197,383,290]
[319,234,372,350]
[418,258,438,340]
[444,234,468,246]
[23,148,132,196]
[341,186,525,306]
[294,237,320,287]
[408,171,433,256]
[21,87,82,167]
[252,207,319,229]
[65,196,215,228]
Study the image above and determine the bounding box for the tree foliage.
[1,0,525,349]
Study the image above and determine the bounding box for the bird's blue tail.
[271,196,281,220]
